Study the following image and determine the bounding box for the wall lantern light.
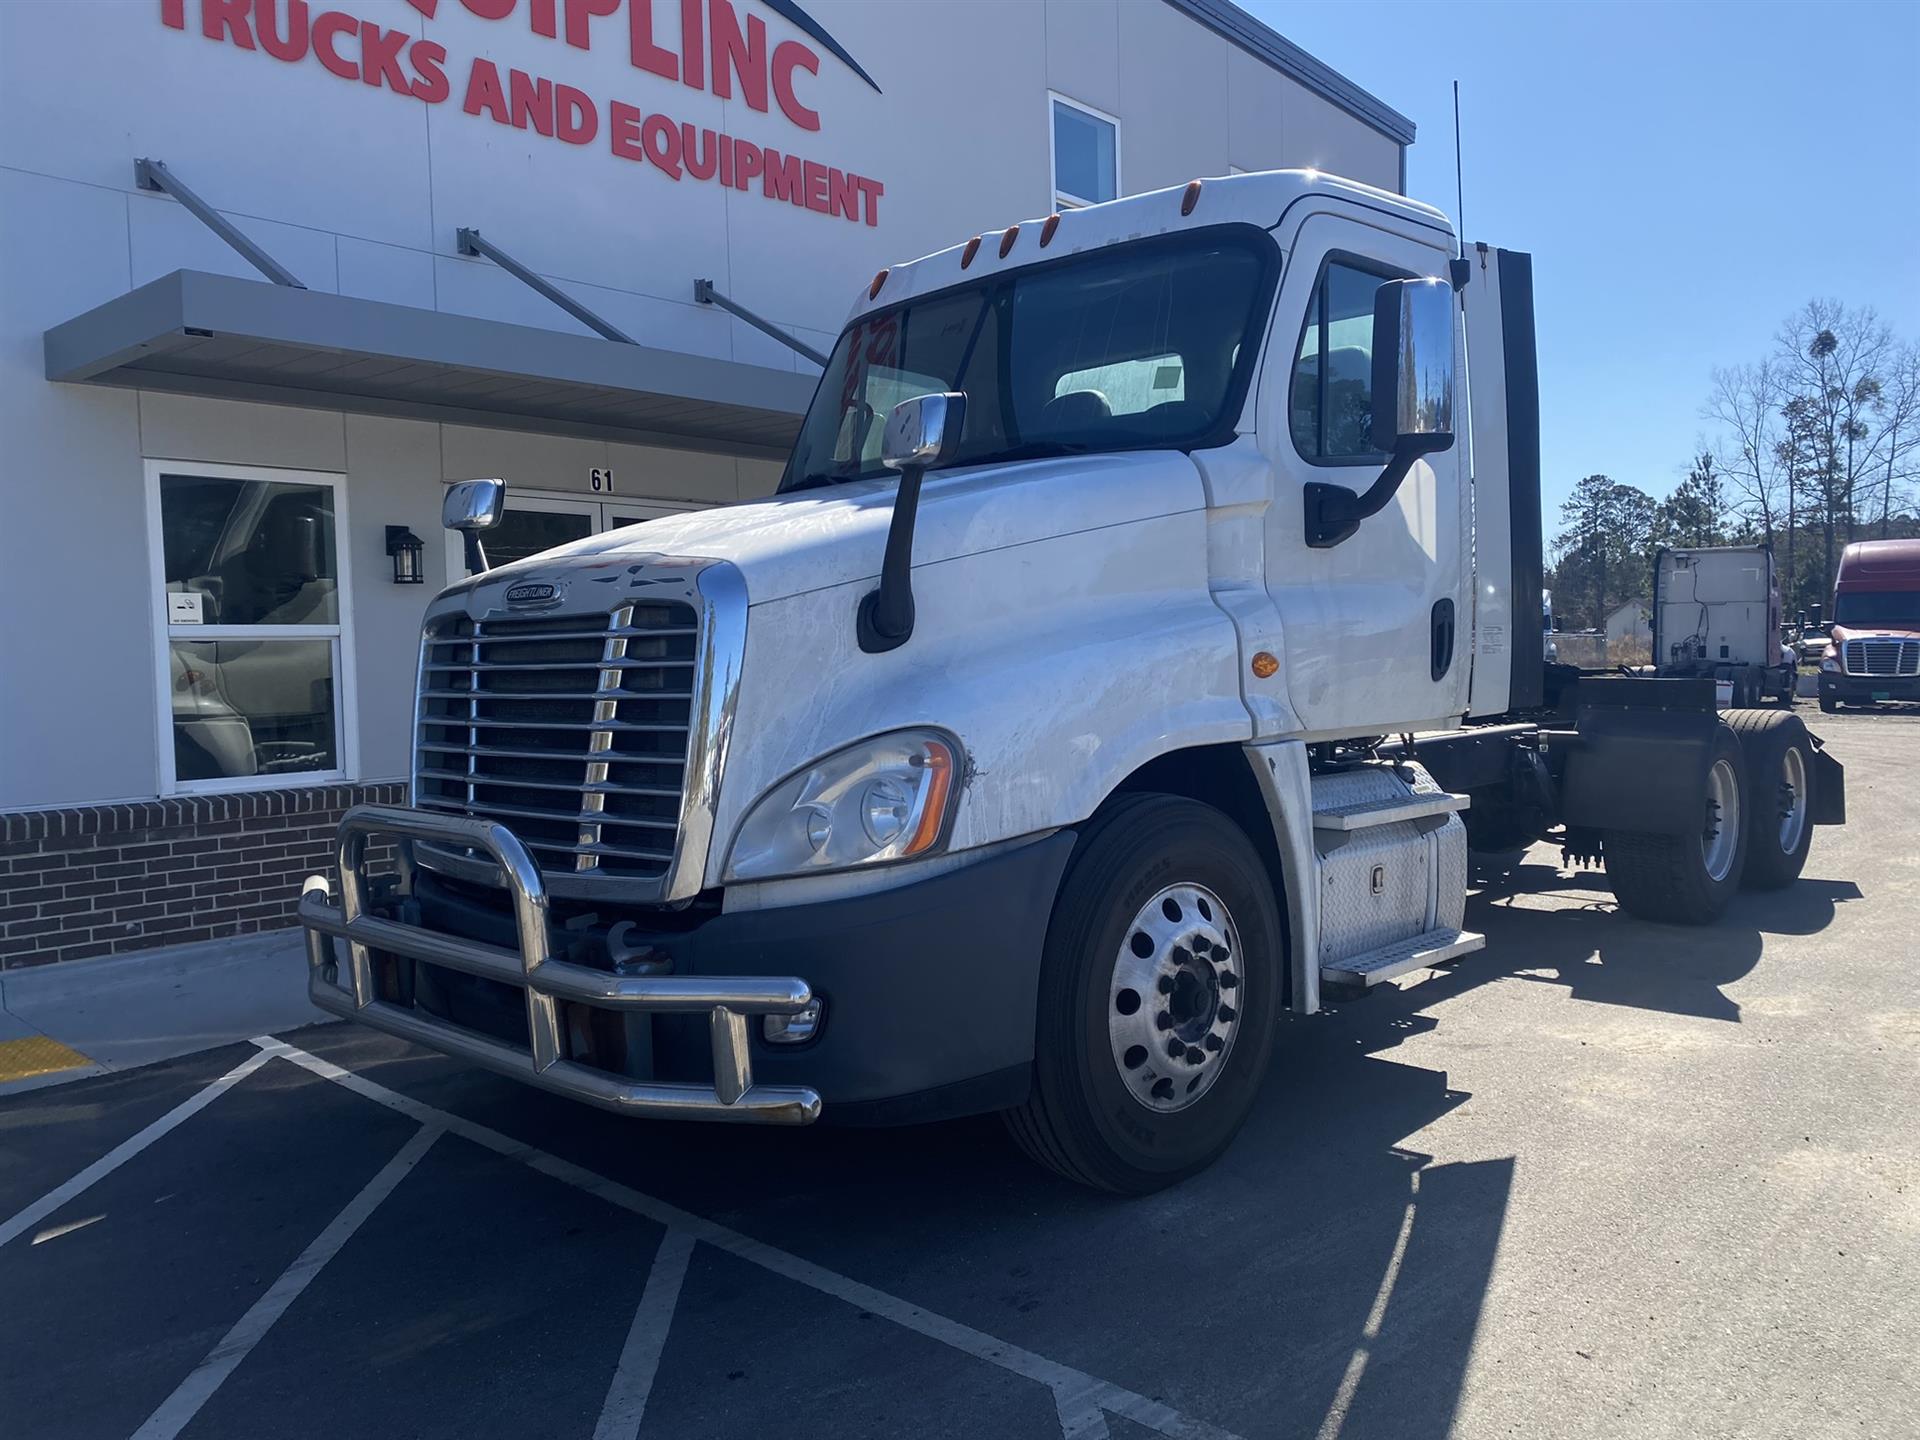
[385,525,426,585]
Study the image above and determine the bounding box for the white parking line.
[594,1228,696,1440]
[130,1123,442,1440]
[0,1047,274,1251]
[254,1037,1246,1440]
[1313,1171,1420,1440]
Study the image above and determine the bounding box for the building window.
[1289,259,1395,462]
[1050,94,1119,209]
[147,461,354,792]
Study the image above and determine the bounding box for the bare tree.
[1706,360,1788,570]
[1776,300,1892,594]
[1872,343,1920,537]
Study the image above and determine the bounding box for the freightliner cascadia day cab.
[1817,538,1920,711]
[301,171,1847,1193]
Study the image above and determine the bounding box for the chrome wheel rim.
[1107,883,1243,1113]
[1777,746,1808,855]
[1702,757,1741,883]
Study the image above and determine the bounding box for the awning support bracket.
[694,280,828,369]
[134,158,306,290]
[456,228,634,345]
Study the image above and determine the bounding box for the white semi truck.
[301,171,1846,1193]
[1650,544,1796,706]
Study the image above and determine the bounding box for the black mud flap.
[1555,677,1720,837]
[1810,742,1846,825]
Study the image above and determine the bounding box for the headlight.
[1820,655,1840,673]
[724,729,961,882]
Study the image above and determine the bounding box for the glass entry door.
[448,494,697,580]
[483,496,597,568]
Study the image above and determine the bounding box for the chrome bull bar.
[299,803,822,1125]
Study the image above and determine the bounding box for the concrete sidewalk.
[0,931,326,1096]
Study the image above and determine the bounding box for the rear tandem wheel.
[1603,721,1749,924]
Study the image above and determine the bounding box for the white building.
[0,0,1412,965]
[1606,599,1653,651]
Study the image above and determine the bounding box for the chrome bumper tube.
[299,803,822,1125]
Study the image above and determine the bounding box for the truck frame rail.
[299,804,822,1125]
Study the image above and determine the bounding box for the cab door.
[1256,209,1469,737]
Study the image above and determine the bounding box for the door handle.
[1431,598,1455,681]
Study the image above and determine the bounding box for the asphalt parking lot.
[3,706,1916,1440]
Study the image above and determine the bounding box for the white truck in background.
[1651,545,1798,707]
[300,171,1846,1193]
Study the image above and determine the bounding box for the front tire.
[1604,723,1749,924]
[1725,710,1815,889]
[1004,794,1281,1194]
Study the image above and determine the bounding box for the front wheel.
[1604,723,1749,924]
[1003,794,1281,1194]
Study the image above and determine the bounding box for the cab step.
[1312,790,1469,834]
[1320,926,1486,989]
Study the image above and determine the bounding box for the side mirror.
[860,393,967,654]
[443,478,504,532]
[1370,278,1456,450]
[880,392,966,472]
[1305,277,1457,549]
[443,478,503,574]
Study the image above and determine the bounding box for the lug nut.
[1218,1004,1237,1023]
[1204,1033,1223,1052]
[1156,1012,1174,1031]
[1171,946,1191,966]
[1166,1037,1184,1059]
[1219,973,1238,990]
[1185,1045,1206,1063]
[1158,975,1176,994]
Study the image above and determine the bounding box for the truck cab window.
[1290,260,1391,463]
[782,228,1275,490]
[1053,354,1184,417]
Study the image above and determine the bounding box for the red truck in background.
[1819,538,1920,711]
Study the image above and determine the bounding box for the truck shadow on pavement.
[1466,862,1862,1022]
[277,865,1859,1438]
[316,961,1517,1440]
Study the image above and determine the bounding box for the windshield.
[781,227,1277,490]
[1835,592,1920,626]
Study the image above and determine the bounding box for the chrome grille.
[413,603,698,879]
[1842,638,1920,677]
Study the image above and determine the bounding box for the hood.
[1829,621,1920,645]
[465,450,1205,605]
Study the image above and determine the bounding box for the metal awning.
[44,270,817,462]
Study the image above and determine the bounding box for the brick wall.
[0,783,405,969]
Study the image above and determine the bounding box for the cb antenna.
[1452,79,1466,259]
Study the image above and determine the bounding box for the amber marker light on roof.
[1182,179,1203,215]
[1251,651,1279,679]
[999,225,1020,258]
[1039,213,1060,247]
[869,268,889,299]
[960,236,981,268]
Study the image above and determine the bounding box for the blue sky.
[1245,0,1920,521]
